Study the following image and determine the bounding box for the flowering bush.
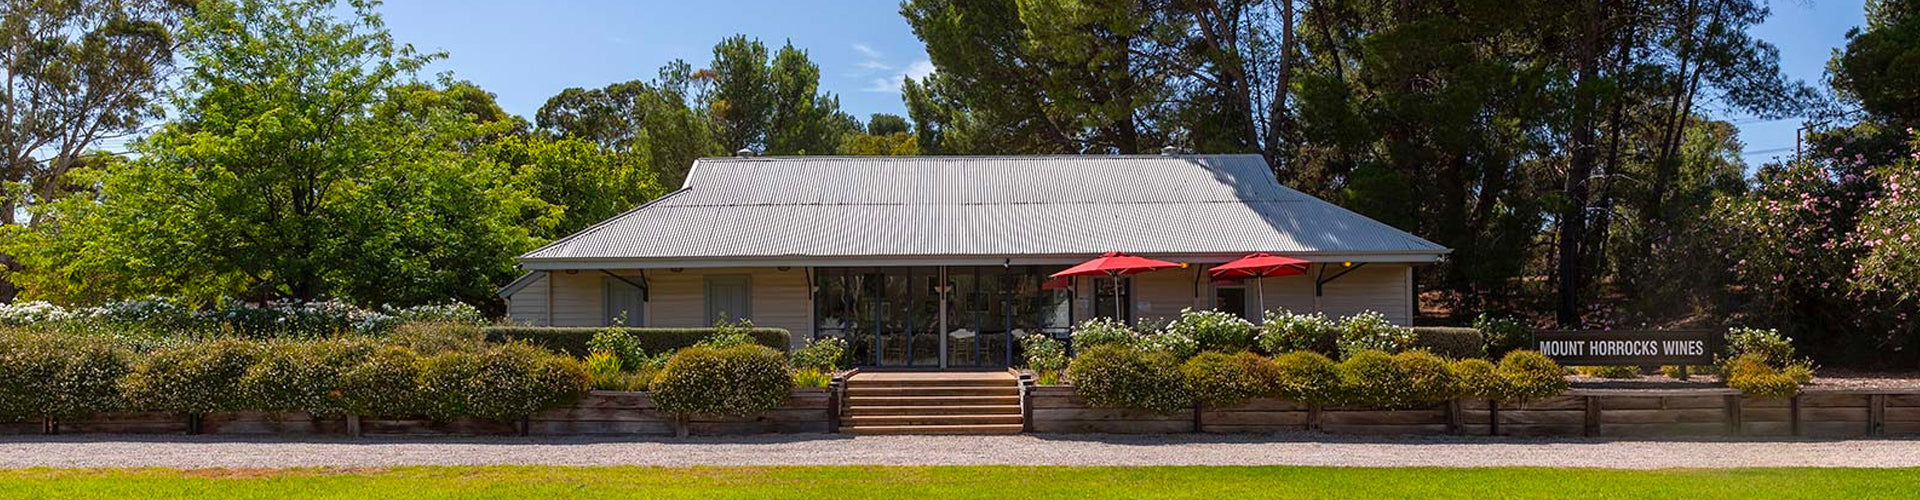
[1020,334,1067,375]
[1472,313,1533,358]
[382,302,487,326]
[1067,344,1191,413]
[0,301,74,326]
[1335,311,1415,358]
[1713,138,1920,366]
[80,297,197,328]
[1258,310,1337,355]
[0,332,131,421]
[1069,317,1138,352]
[1164,308,1255,353]
[1181,351,1279,408]
[790,337,848,372]
[649,344,792,416]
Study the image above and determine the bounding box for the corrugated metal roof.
[519,154,1447,266]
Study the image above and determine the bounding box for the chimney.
[735,148,756,157]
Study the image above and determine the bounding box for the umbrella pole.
[1256,275,1266,316]
[1111,272,1125,324]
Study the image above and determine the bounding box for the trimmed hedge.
[0,332,131,421]
[3,329,588,423]
[1411,327,1485,359]
[1182,351,1280,408]
[1068,345,1192,413]
[649,344,792,416]
[482,327,792,356]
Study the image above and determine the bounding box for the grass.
[0,466,1915,499]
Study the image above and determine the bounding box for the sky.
[374,0,1869,164]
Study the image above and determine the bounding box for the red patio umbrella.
[1209,253,1310,315]
[1051,252,1182,320]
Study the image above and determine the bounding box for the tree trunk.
[1558,0,1606,328]
[1265,0,1298,167]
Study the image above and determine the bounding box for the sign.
[1532,330,1723,366]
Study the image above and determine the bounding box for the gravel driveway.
[3,434,1919,469]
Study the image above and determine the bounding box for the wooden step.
[846,404,1022,416]
[845,386,1019,397]
[846,377,1014,388]
[846,395,1020,407]
[845,414,1023,426]
[843,423,1024,435]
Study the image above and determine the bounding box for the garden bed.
[1029,384,1920,438]
[22,389,831,437]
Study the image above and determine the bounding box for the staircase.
[841,371,1024,435]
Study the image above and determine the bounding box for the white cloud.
[905,59,934,80]
[867,59,936,93]
[857,60,892,71]
[851,43,882,59]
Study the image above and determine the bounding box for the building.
[499,153,1448,369]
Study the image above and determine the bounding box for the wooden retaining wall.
[15,389,832,437]
[1031,386,1920,438]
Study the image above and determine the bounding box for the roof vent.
[1160,146,1180,156]
[735,148,756,157]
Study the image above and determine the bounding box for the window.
[1213,286,1251,321]
[603,276,645,326]
[704,275,752,325]
[1092,276,1132,324]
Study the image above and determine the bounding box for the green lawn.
[1,466,1915,499]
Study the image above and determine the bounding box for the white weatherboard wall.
[1190,263,1412,324]
[503,267,812,348]
[505,263,1415,344]
[1054,263,1415,326]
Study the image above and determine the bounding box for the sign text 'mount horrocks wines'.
[1532,330,1725,366]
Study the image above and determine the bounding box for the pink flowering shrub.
[1713,132,1920,364]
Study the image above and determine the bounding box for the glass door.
[816,265,1072,369]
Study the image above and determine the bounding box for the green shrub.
[1725,327,1796,364]
[1166,309,1255,353]
[1411,327,1484,359]
[382,302,487,325]
[416,350,484,420]
[1182,351,1279,408]
[120,338,264,414]
[793,368,831,389]
[466,343,590,421]
[1449,358,1508,401]
[649,344,793,416]
[583,352,630,391]
[239,338,374,416]
[1396,350,1458,404]
[1070,317,1138,352]
[790,337,848,372]
[1496,350,1569,402]
[482,326,791,356]
[1334,350,1456,408]
[338,345,424,417]
[695,317,759,349]
[1724,354,1801,399]
[1336,350,1409,408]
[388,322,488,353]
[0,332,131,421]
[1575,365,1640,379]
[1067,345,1191,413]
[1021,335,1067,374]
[1258,310,1337,355]
[586,328,649,371]
[1138,330,1199,359]
[416,343,589,421]
[1271,351,1340,405]
[1473,314,1533,358]
[1335,311,1415,358]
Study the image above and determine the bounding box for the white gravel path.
[3,434,1919,469]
